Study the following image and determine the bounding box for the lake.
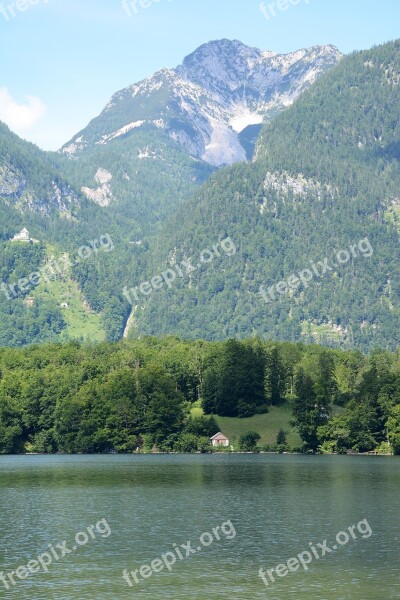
[0,454,399,599]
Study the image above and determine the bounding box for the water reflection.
[0,455,398,599]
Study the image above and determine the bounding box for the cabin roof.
[210,432,229,440]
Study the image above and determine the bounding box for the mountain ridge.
[128,39,400,352]
[61,39,342,166]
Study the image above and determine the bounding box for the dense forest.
[0,337,399,455]
[132,41,400,351]
[0,120,211,345]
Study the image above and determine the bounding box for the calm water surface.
[0,455,399,599]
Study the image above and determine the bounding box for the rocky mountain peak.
[62,39,343,166]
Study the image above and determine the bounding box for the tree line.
[0,336,399,454]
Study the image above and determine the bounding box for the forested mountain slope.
[1,39,399,351]
[0,40,341,347]
[0,123,138,343]
[131,40,400,352]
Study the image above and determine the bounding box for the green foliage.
[293,367,331,452]
[276,429,287,445]
[266,428,289,453]
[184,415,220,438]
[0,336,398,455]
[202,339,265,417]
[0,297,66,347]
[0,241,67,345]
[264,345,286,405]
[386,404,400,454]
[173,433,211,453]
[239,431,261,451]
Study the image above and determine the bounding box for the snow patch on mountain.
[229,105,264,133]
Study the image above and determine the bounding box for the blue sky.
[1,0,399,150]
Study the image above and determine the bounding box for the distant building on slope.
[210,432,230,447]
[11,228,31,242]
[10,228,39,244]
[24,296,35,307]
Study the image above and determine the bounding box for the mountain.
[55,40,341,255]
[61,40,342,167]
[0,122,154,345]
[4,38,399,353]
[37,39,340,348]
[0,122,82,223]
[129,39,400,352]
[58,126,213,237]
[0,72,218,346]
[0,124,70,344]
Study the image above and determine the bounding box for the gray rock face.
[62,39,342,166]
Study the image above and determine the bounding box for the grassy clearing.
[191,400,302,447]
[33,247,105,342]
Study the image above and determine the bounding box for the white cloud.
[0,87,46,134]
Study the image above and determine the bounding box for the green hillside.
[0,117,215,346]
[130,40,400,352]
[0,239,106,345]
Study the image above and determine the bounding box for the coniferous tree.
[264,345,286,406]
[293,367,329,451]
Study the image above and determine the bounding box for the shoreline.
[11,451,396,457]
